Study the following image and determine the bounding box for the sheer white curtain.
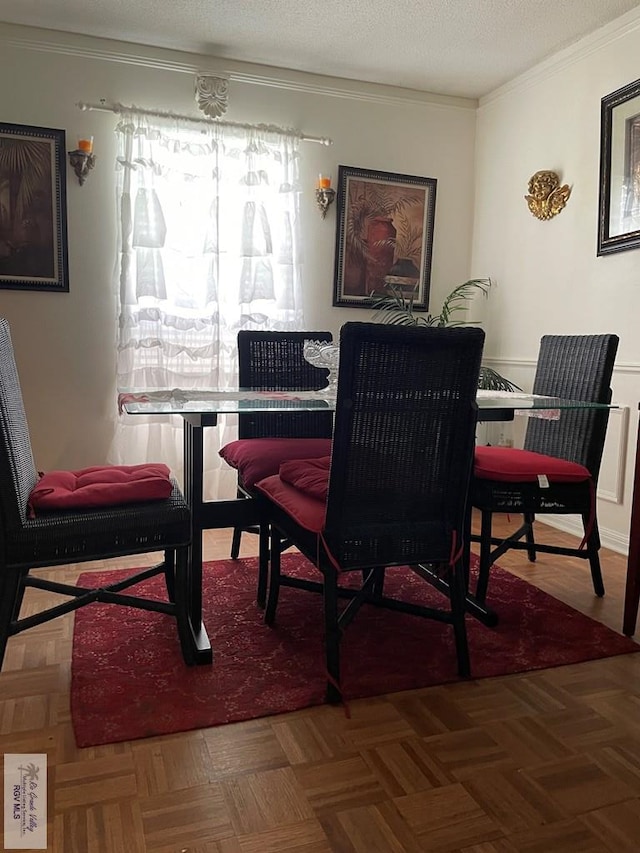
[109,112,304,498]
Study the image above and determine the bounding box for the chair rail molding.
[485,356,640,375]
[598,406,629,504]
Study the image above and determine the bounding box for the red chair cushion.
[255,474,326,533]
[219,437,332,490]
[474,446,591,483]
[279,456,331,501]
[28,463,173,514]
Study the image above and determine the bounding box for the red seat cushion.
[474,446,591,483]
[219,437,332,490]
[255,473,326,533]
[279,456,331,501]
[28,463,173,515]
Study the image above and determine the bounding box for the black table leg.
[182,417,212,663]
[463,411,514,627]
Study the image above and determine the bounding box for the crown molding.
[480,5,640,106]
[0,22,477,112]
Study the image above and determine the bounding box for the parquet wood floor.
[2,513,640,852]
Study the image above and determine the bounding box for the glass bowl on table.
[303,339,340,395]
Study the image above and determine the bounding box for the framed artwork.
[0,122,69,291]
[333,165,437,309]
[598,77,640,256]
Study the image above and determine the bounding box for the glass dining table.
[120,387,616,660]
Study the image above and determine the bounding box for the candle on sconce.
[315,174,336,217]
[77,136,94,154]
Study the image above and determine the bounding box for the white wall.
[0,23,477,475]
[472,8,640,551]
[5,12,639,552]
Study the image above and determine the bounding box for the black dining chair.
[219,329,334,605]
[0,316,201,671]
[470,333,619,609]
[255,321,485,703]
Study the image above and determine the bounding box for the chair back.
[0,318,39,531]
[524,334,619,479]
[237,330,334,440]
[323,322,485,570]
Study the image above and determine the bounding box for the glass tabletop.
[118,387,616,416]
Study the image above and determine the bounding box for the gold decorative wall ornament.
[525,170,571,220]
[194,75,229,118]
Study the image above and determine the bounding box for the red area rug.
[71,553,639,747]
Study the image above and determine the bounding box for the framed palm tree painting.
[0,123,69,292]
[333,165,437,309]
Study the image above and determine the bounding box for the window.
[110,112,304,497]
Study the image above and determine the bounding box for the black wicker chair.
[0,317,202,671]
[220,330,334,605]
[470,333,619,611]
[255,322,485,703]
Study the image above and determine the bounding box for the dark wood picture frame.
[598,77,640,256]
[0,122,69,291]
[333,165,437,309]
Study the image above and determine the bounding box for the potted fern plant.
[371,278,520,391]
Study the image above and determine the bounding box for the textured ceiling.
[3,0,640,98]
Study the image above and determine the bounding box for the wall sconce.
[68,136,96,185]
[315,174,335,218]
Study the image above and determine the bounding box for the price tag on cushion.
[28,463,173,515]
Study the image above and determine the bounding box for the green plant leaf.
[371,277,521,390]
[478,366,522,392]
[437,278,491,326]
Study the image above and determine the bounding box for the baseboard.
[538,514,629,556]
